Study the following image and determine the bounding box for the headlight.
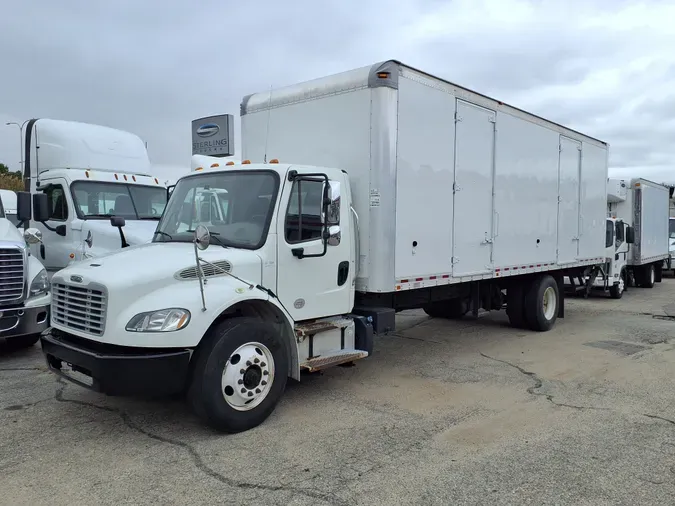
[125,308,191,332]
[29,269,49,297]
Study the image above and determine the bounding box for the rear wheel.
[642,264,656,288]
[506,283,528,328]
[524,275,559,332]
[188,317,289,433]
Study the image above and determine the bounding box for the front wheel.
[609,269,626,299]
[188,317,289,433]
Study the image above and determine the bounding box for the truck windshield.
[670,218,675,238]
[71,182,167,220]
[153,170,279,249]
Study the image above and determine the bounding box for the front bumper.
[40,328,192,397]
[0,305,50,341]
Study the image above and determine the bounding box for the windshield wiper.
[187,230,229,248]
[139,216,161,220]
[83,213,114,219]
[154,230,173,240]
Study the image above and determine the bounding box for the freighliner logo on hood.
[196,123,220,138]
[70,275,83,283]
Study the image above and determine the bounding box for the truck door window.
[605,220,614,248]
[285,180,324,243]
[615,220,625,243]
[46,185,68,221]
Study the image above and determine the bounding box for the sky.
[1,0,674,183]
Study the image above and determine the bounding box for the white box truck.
[16,118,168,273]
[40,60,608,433]
[0,192,51,349]
[604,178,670,288]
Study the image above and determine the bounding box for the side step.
[300,349,369,372]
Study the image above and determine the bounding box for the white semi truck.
[17,118,168,272]
[41,60,609,433]
[0,192,51,349]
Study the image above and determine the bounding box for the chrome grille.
[52,282,107,336]
[0,247,25,304]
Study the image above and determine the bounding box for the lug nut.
[263,370,269,376]
[240,369,245,374]
[261,380,267,386]
[248,392,253,397]
[246,361,252,366]
[238,379,243,385]
[241,388,246,393]
[254,358,260,364]
[260,362,266,367]
[255,388,261,394]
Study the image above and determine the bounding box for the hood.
[83,219,159,247]
[53,242,264,297]
[0,217,25,244]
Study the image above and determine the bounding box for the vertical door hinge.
[451,256,459,264]
[453,182,461,193]
[454,112,462,123]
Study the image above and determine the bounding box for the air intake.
[176,260,232,280]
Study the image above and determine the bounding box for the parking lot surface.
[2,280,675,505]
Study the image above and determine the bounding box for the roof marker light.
[114,174,119,180]
[210,163,219,168]
[226,161,235,166]
[123,174,128,181]
[242,160,251,164]
[195,167,203,171]
[85,171,90,178]
[269,158,279,164]
[154,177,159,184]
[132,175,136,182]
[377,72,390,79]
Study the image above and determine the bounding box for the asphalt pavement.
[1,279,674,505]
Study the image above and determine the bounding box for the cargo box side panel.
[492,113,559,269]
[635,181,669,263]
[393,75,455,282]
[577,142,608,262]
[241,88,374,286]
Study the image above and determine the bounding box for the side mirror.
[626,226,635,244]
[85,230,93,248]
[110,216,129,248]
[23,228,43,245]
[17,192,32,222]
[326,181,341,226]
[110,216,126,228]
[167,184,176,201]
[193,225,210,251]
[33,193,50,222]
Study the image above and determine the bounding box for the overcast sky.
[1,0,674,183]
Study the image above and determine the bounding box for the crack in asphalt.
[53,379,348,505]
[480,353,612,411]
[480,353,675,428]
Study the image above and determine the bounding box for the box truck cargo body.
[241,60,608,303]
[41,61,611,434]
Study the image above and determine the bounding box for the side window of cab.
[45,185,68,221]
[285,179,324,243]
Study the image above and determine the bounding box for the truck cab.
[20,118,168,273]
[0,192,51,349]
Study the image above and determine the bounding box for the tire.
[642,264,656,289]
[655,263,663,283]
[187,317,289,433]
[506,283,528,328]
[609,270,625,299]
[423,302,445,318]
[2,334,40,351]
[524,275,559,332]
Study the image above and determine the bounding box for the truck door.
[452,99,496,277]
[557,136,581,264]
[32,179,77,272]
[276,169,352,322]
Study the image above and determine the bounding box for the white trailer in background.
[17,119,168,273]
[41,60,609,433]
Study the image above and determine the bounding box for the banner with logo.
[191,114,234,157]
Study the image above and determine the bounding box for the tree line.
[0,163,23,192]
